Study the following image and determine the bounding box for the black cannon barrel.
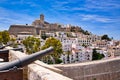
[0,48,23,54]
[0,44,12,49]
[0,47,54,71]
[9,48,23,52]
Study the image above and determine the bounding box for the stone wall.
[0,69,23,80]
[28,63,72,80]
[53,57,120,80]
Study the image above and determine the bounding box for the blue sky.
[0,0,120,40]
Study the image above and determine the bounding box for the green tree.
[70,26,76,32]
[84,30,90,35]
[55,58,62,64]
[41,37,63,64]
[41,33,48,40]
[82,43,87,48]
[66,50,71,63]
[66,32,72,37]
[101,34,111,41]
[0,32,2,44]
[58,25,61,28]
[23,36,40,54]
[93,78,96,80]
[0,31,10,44]
[92,48,104,60]
[10,38,18,48]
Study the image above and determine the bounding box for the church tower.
[40,14,44,24]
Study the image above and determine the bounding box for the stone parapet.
[53,57,120,80]
[28,63,72,80]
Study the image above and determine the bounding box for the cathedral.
[9,14,65,37]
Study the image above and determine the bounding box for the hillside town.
[8,14,120,64]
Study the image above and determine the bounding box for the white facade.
[96,49,108,58]
[56,32,67,38]
[78,38,91,46]
[92,40,108,48]
[17,34,33,40]
[57,37,78,52]
[89,35,101,42]
[40,38,45,47]
[60,44,92,64]
[46,32,55,37]
[17,32,33,40]
[16,32,33,44]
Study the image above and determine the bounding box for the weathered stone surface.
[34,60,62,74]
[0,69,23,80]
[28,64,72,80]
[53,57,120,80]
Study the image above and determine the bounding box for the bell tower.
[40,14,44,24]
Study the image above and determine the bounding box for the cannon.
[0,48,24,54]
[0,48,24,62]
[0,43,12,49]
[0,47,54,71]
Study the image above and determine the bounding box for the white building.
[55,32,67,38]
[57,37,78,52]
[16,31,33,43]
[78,38,91,46]
[88,34,101,42]
[92,40,108,48]
[45,32,55,37]
[17,32,33,40]
[60,44,92,64]
[96,49,108,58]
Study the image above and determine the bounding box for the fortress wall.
[53,58,120,80]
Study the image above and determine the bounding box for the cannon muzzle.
[0,47,54,71]
[0,48,23,54]
[0,44,12,49]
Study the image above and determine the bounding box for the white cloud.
[80,14,113,23]
[10,0,39,7]
[85,0,120,10]
[51,0,120,11]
